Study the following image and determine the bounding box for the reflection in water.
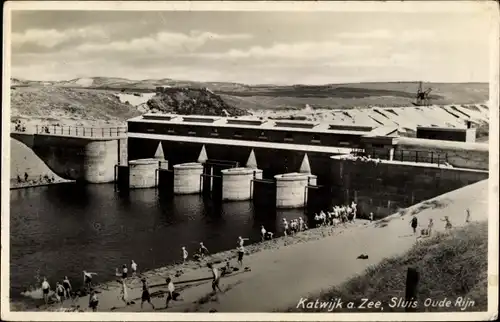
[10,183,310,301]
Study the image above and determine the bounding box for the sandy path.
[44,180,488,313]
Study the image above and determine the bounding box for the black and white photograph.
[2,1,499,320]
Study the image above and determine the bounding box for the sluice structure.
[114,113,489,212]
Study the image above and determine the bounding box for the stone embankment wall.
[330,156,489,218]
[11,133,122,183]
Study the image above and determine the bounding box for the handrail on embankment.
[21,124,128,138]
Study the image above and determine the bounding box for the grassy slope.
[289,221,487,312]
[10,86,141,121]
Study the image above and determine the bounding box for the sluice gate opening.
[305,184,333,215]
[252,178,276,208]
[201,159,239,200]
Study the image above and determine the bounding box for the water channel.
[10,182,309,303]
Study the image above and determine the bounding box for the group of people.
[16,173,55,185]
[313,202,366,227]
[14,119,26,132]
[410,208,472,237]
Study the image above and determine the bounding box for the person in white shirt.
[165,277,176,308]
[207,263,222,293]
[41,277,50,306]
[131,260,138,277]
[260,225,267,242]
[369,212,374,222]
[182,246,188,263]
[120,279,130,306]
[283,219,289,236]
[298,217,304,231]
[238,236,249,247]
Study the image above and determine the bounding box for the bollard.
[405,267,419,312]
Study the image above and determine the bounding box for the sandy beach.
[16,179,488,313]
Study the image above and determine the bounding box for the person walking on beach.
[140,278,155,310]
[83,271,98,293]
[207,263,222,293]
[260,225,267,242]
[237,245,245,267]
[120,279,131,306]
[164,277,175,309]
[55,282,65,304]
[62,276,72,300]
[88,290,99,312]
[465,209,471,223]
[410,216,418,234]
[199,242,210,258]
[41,277,50,306]
[182,246,188,263]
[131,260,138,277]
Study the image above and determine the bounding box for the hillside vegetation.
[146,87,249,116]
[10,86,141,121]
[289,221,487,312]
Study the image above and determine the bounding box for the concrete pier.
[275,172,310,209]
[129,158,163,188]
[173,162,204,194]
[221,167,263,201]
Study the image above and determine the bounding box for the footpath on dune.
[58,179,489,313]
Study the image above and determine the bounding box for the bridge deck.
[128,132,353,154]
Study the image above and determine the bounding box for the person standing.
[369,212,374,222]
[238,236,249,247]
[88,290,99,312]
[199,242,210,258]
[62,276,72,300]
[237,244,245,267]
[207,263,222,293]
[428,218,434,236]
[140,278,155,310]
[122,264,128,279]
[442,216,452,230]
[131,260,138,277]
[41,277,50,306]
[83,271,98,293]
[260,225,267,242]
[283,218,289,236]
[410,216,418,234]
[120,279,130,306]
[164,277,175,309]
[182,246,188,264]
[55,282,65,305]
[465,209,471,223]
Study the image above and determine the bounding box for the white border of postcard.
[2,1,499,321]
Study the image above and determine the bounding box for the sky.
[9,10,494,85]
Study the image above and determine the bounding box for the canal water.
[10,183,310,303]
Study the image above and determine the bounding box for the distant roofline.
[128,113,388,136]
[416,126,472,132]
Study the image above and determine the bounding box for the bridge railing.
[350,148,448,166]
[34,125,127,138]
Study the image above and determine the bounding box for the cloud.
[195,41,371,60]
[75,31,253,54]
[336,29,435,42]
[11,27,108,48]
